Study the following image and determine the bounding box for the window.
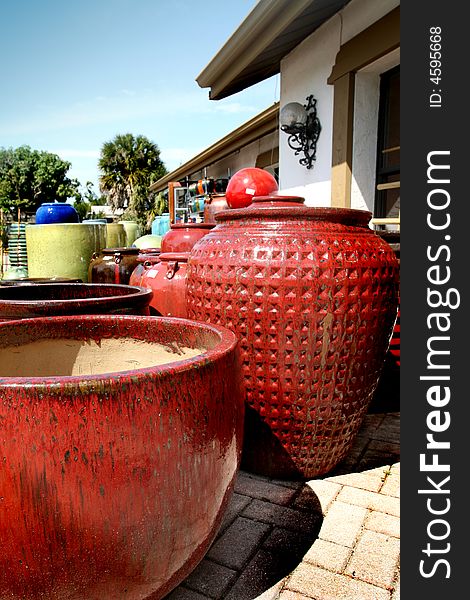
[374,66,400,229]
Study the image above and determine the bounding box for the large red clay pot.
[141,252,189,318]
[160,223,215,253]
[0,314,243,600]
[128,248,161,287]
[0,283,152,321]
[186,195,399,479]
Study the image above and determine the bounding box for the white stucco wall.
[278,0,400,207]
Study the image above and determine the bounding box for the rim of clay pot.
[0,277,82,286]
[215,195,372,226]
[169,223,215,230]
[100,247,140,254]
[158,252,190,262]
[26,222,104,229]
[0,283,153,319]
[0,314,238,387]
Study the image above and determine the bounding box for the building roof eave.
[196,0,351,100]
[149,102,279,193]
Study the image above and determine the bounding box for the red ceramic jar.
[88,247,140,285]
[161,223,215,253]
[0,283,153,321]
[0,314,243,599]
[128,248,161,287]
[203,194,229,224]
[187,195,400,478]
[141,252,189,317]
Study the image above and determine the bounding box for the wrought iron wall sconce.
[280,95,321,169]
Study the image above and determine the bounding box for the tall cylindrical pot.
[26,223,106,283]
[186,195,400,478]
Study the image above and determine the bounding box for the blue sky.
[0,0,279,194]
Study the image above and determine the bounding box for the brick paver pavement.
[165,368,400,600]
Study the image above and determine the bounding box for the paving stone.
[304,538,351,571]
[368,438,401,455]
[278,591,312,600]
[391,568,401,599]
[242,499,322,533]
[300,480,342,513]
[235,472,299,506]
[263,527,317,558]
[345,529,400,589]
[216,492,252,538]
[318,500,367,547]
[325,466,388,492]
[365,510,400,538]
[165,586,210,600]
[286,563,391,600]
[373,416,400,443]
[271,478,305,490]
[224,549,289,600]
[183,559,237,598]
[380,471,400,498]
[207,516,270,570]
[337,486,400,517]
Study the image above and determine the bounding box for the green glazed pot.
[118,221,141,246]
[26,223,106,283]
[106,223,126,248]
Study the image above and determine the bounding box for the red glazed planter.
[161,223,215,253]
[203,194,229,224]
[0,314,243,600]
[0,283,153,321]
[141,252,189,318]
[128,248,161,287]
[88,247,140,285]
[186,195,400,478]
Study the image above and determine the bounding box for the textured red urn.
[0,283,152,321]
[141,252,189,318]
[0,314,243,600]
[160,223,215,253]
[186,195,399,479]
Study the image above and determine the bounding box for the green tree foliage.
[73,181,107,221]
[0,146,78,216]
[98,133,167,227]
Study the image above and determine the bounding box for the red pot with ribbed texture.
[186,195,399,478]
[0,283,152,321]
[0,314,243,600]
[141,252,189,318]
[128,248,161,287]
[161,223,215,253]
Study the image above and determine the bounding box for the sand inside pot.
[0,338,202,377]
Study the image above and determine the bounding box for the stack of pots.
[186,195,400,479]
[141,223,214,317]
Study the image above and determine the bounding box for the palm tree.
[98,134,167,221]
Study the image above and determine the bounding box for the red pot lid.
[214,194,372,226]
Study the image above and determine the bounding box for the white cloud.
[0,88,258,137]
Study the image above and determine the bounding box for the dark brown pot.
[0,314,243,599]
[0,283,153,321]
[187,195,400,478]
[88,247,140,285]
